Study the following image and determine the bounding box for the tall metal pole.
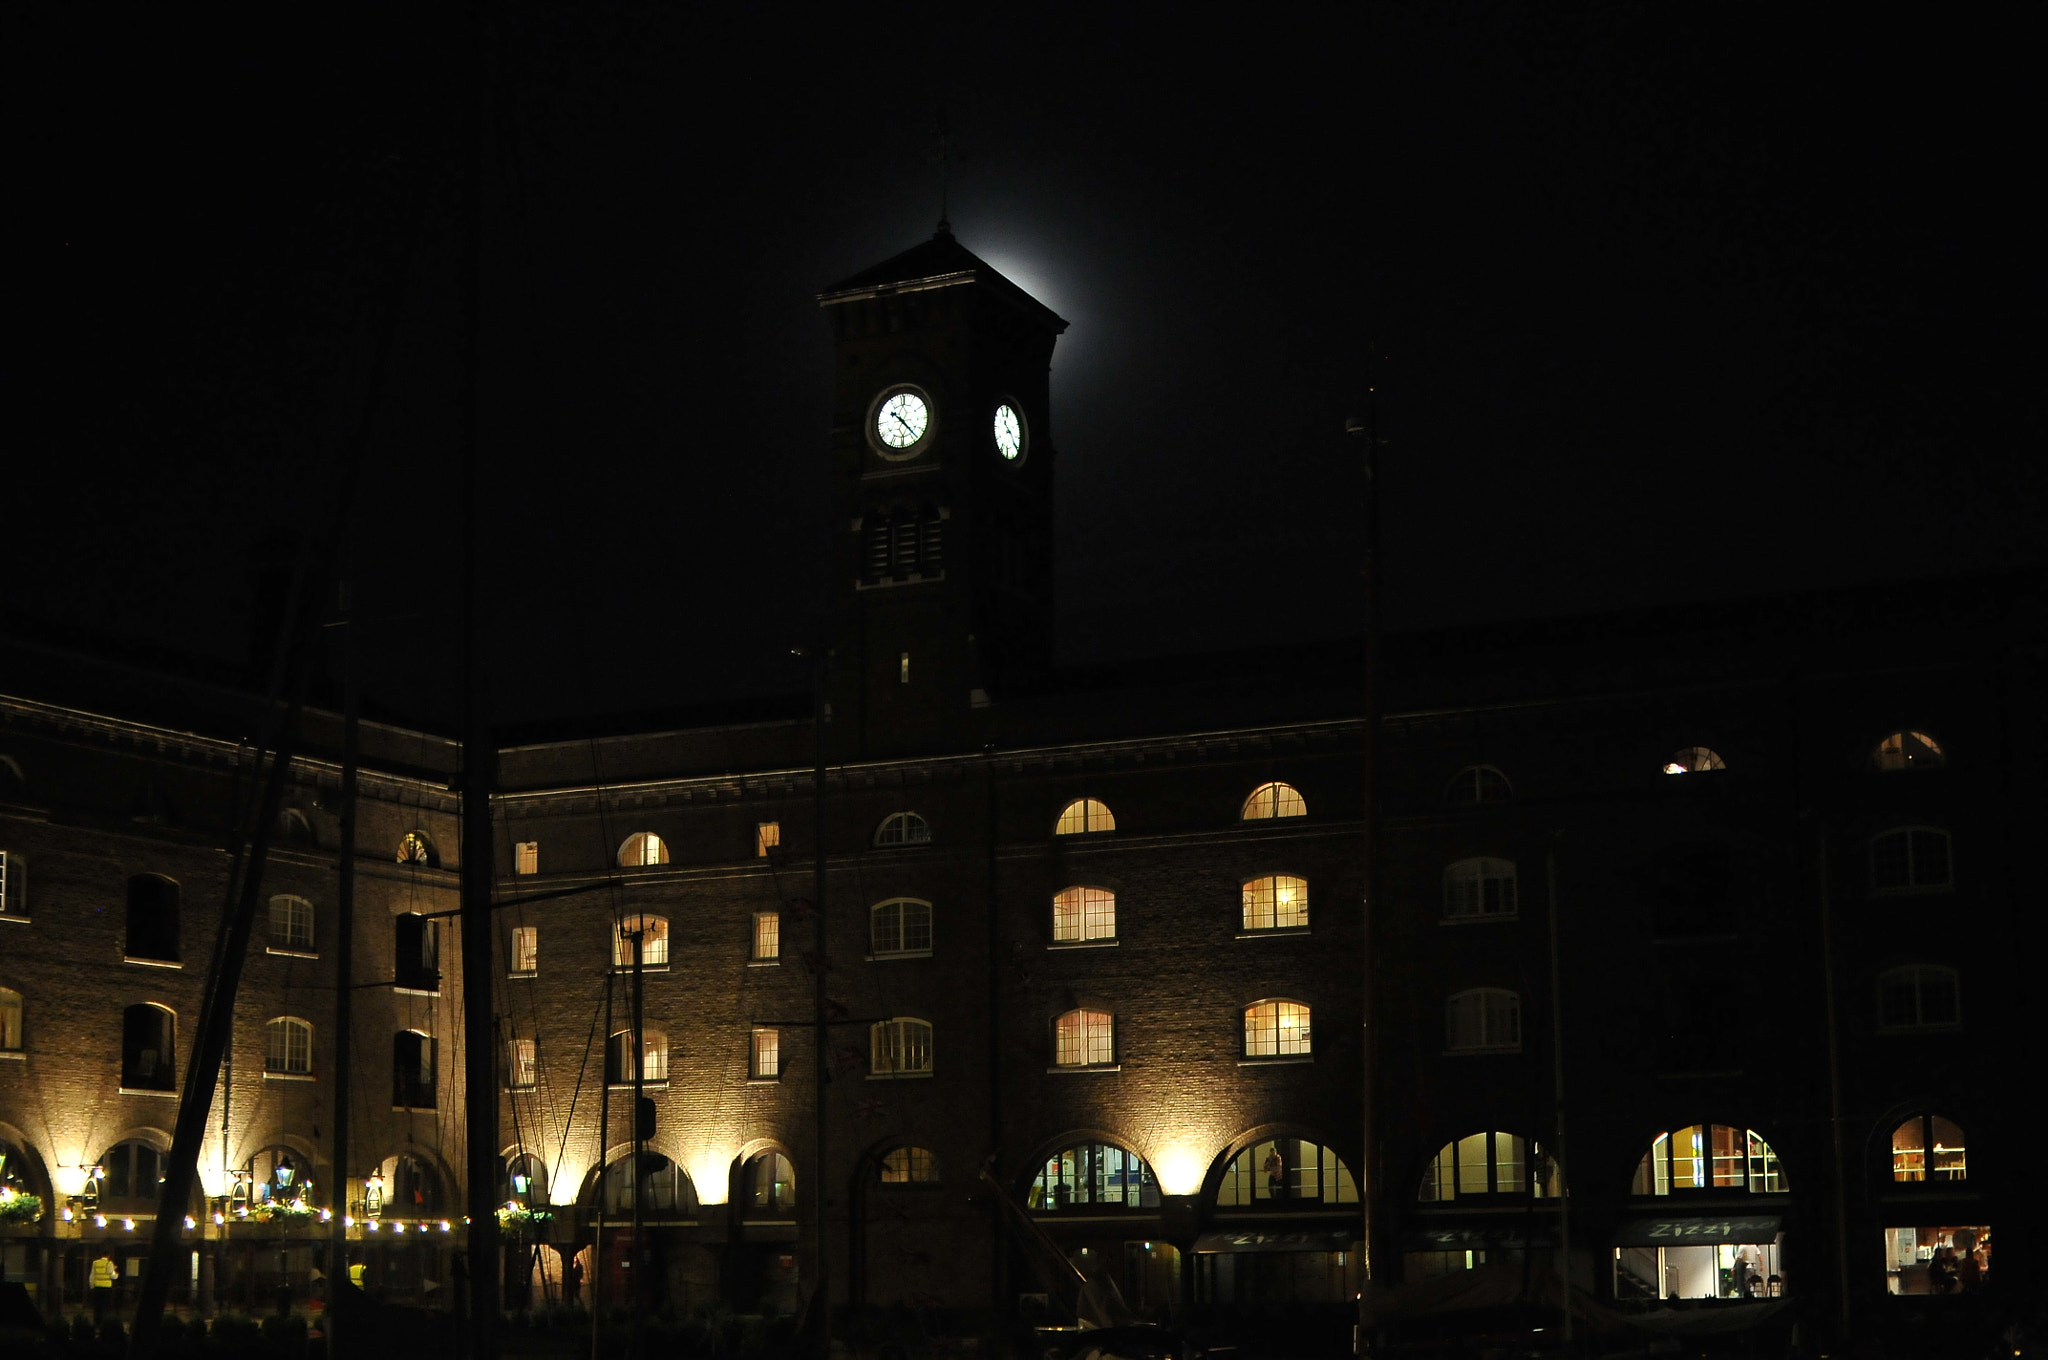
[811,650,832,1356]
[329,582,361,1353]
[590,972,613,1360]
[1817,838,1852,1342]
[1347,394,1382,1354]
[1545,846,1572,1351]
[629,930,646,1360]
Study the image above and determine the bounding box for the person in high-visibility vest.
[89,1253,119,1326]
[348,1261,366,1289]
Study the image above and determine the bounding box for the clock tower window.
[861,506,947,585]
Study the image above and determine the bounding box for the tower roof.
[819,226,1068,332]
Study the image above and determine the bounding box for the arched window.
[247,1146,315,1211]
[1243,1000,1312,1058]
[879,1146,940,1185]
[1891,1115,1967,1183]
[1444,766,1512,805]
[268,895,314,951]
[1417,1132,1559,1201]
[618,832,668,867]
[1663,747,1726,774]
[277,808,315,846]
[501,1152,548,1206]
[1871,827,1953,892]
[94,1140,166,1212]
[368,1152,441,1217]
[1446,989,1520,1053]
[606,1028,669,1084]
[397,831,436,866]
[0,1138,38,1204]
[1442,858,1517,920]
[1242,875,1309,931]
[393,1029,436,1108]
[1878,965,1961,1030]
[394,913,439,990]
[1219,1137,1360,1207]
[1242,782,1307,820]
[1631,1125,1787,1195]
[870,1017,933,1076]
[0,987,21,1052]
[601,1152,696,1216]
[1029,1141,1158,1212]
[266,1017,312,1075]
[744,1152,796,1214]
[125,874,180,962]
[874,812,932,847]
[1055,798,1116,835]
[1054,1009,1115,1067]
[1872,730,1944,772]
[870,898,933,956]
[120,1003,175,1090]
[1052,886,1116,943]
[612,914,669,967]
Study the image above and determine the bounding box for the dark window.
[392,1031,435,1108]
[1871,828,1953,893]
[745,1152,796,1214]
[120,1004,174,1090]
[1444,766,1512,805]
[601,1153,696,1216]
[97,1140,165,1209]
[394,913,439,991]
[125,875,180,961]
[1878,965,1961,1030]
[1650,846,1737,937]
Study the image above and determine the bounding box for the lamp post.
[1346,396,1383,1356]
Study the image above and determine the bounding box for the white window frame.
[265,1017,312,1076]
[1446,988,1522,1053]
[869,898,933,958]
[508,1037,538,1089]
[874,812,932,847]
[510,926,539,976]
[1052,886,1117,944]
[751,1027,780,1080]
[1870,827,1953,894]
[612,915,670,968]
[267,895,315,953]
[618,832,668,867]
[1442,858,1518,921]
[879,1146,939,1184]
[1241,782,1307,820]
[1054,1008,1116,1068]
[1243,999,1312,1059]
[1054,798,1116,835]
[869,1017,934,1077]
[1241,875,1310,931]
[752,910,781,962]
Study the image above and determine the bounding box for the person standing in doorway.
[89,1252,119,1326]
[564,1253,583,1306]
[1264,1146,1287,1201]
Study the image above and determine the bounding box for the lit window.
[1029,1142,1158,1211]
[126,874,180,962]
[756,822,780,857]
[1242,875,1310,930]
[1871,828,1952,892]
[1052,886,1116,943]
[874,812,932,847]
[1891,1115,1966,1183]
[508,1038,537,1089]
[121,1004,175,1090]
[394,913,439,991]
[1244,999,1312,1058]
[618,832,668,867]
[745,1152,796,1213]
[1442,858,1517,920]
[1219,1138,1361,1206]
[1630,1125,1787,1195]
[1872,730,1944,772]
[392,1030,436,1108]
[510,926,539,975]
[612,915,669,967]
[1444,766,1512,805]
[1884,1225,1987,1295]
[514,842,538,875]
[1878,965,1960,1030]
[1054,1008,1115,1067]
[267,895,314,951]
[1664,746,1727,774]
[607,1029,668,1084]
[1445,989,1520,1053]
[502,1153,548,1205]
[879,1146,939,1185]
[752,911,781,961]
[398,832,435,865]
[869,1017,933,1076]
[870,898,933,956]
[751,1028,780,1079]
[899,652,910,684]
[1241,782,1307,820]
[1054,798,1116,835]
[1417,1131,1560,1201]
[0,987,23,1052]
[265,1017,312,1075]
[0,850,18,915]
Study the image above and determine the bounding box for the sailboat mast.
[329,582,361,1353]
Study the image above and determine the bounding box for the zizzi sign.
[1617,1216,1781,1246]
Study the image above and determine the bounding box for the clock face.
[876,391,930,450]
[993,404,1024,461]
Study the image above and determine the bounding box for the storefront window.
[1631,1125,1785,1196]
[1884,1225,1990,1294]
[1891,1116,1967,1182]
[1216,1138,1359,1207]
[1417,1132,1559,1201]
[1029,1142,1158,1212]
[1615,1240,1784,1301]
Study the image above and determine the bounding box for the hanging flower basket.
[0,1193,46,1227]
[495,1204,553,1234]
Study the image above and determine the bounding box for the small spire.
[935,218,952,239]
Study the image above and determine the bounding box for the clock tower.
[818,227,1067,758]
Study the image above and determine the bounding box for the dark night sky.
[12,6,2041,728]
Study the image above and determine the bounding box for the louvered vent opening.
[920,508,944,572]
[864,516,892,581]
